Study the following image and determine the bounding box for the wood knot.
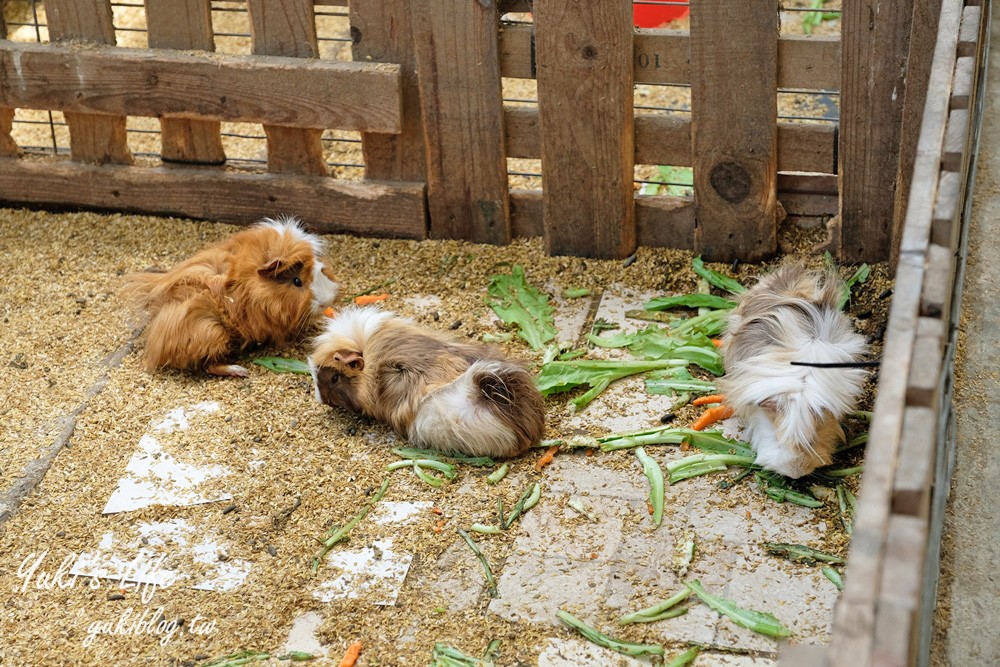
[145,74,158,87]
[709,161,752,203]
[350,26,362,44]
[581,44,599,60]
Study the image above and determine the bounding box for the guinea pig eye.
[328,372,340,384]
[293,276,303,287]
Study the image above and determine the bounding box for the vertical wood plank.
[689,0,779,262]
[839,0,915,262]
[144,0,225,165]
[534,0,635,258]
[891,0,944,269]
[45,0,132,164]
[409,0,509,244]
[349,0,426,181]
[0,12,20,158]
[246,0,327,176]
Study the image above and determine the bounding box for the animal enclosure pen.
[0,1,989,666]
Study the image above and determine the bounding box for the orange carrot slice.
[534,445,560,472]
[711,338,723,348]
[338,641,363,667]
[323,306,337,318]
[690,405,735,431]
[353,293,390,305]
[433,519,446,533]
[691,394,726,406]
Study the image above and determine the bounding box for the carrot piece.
[646,501,655,515]
[338,641,363,667]
[323,306,337,318]
[535,444,560,472]
[431,507,443,515]
[711,338,723,348]
[433,519,446,533]
[690,405,735,431]
[353,293,390,305]
[691,394,726,406]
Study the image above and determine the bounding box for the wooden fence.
[0,0,935,262]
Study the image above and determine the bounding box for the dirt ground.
[0,205,886,667]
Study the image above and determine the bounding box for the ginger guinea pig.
[719,263,868,478]
[125,217,338,377]
[308,306,545,458]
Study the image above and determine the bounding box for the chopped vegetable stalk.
[457,528,498,598]
[763,542,845,564]
[481,332,513,344]
[200,651,271,667]
[674,534,696,575]
[413,462,448,487]
[313,480,390,571]
[635,447,665,526]
[568,497,599,522]
[685,579,792,638]
[253,357,311,375]
[536,358,689,409]
[391,447,495,467]
[836,484,857,534]
[276,652,316,661]
[486,265,557,350]
[470,523,502,535]
[562,287,591,299]
[822,465,864,478]
[486,463,509,485]
[503,483,541,528]
[430,642,494,667]
[556,610,665,657]
[665,646,701,667]
[822,566,845,591]
[386,459,457,478]
[692,256,746,295]
[644,293,738,312]
[756,473,823,508]
[618,588,691,625]
[667,453,757,477]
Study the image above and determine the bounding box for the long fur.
[125,217,338,376]
[309,306,545,458]
[719,264,868,478]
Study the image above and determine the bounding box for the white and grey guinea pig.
[308,306,545,458]
[718,263,868,479]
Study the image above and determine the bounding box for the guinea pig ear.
[334,350,364,371]
[258,258,285,279]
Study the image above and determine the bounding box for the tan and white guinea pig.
[719,263,868,478]
[308,306,545,458]
[125,217,339,377]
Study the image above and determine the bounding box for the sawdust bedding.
[0,204,887,666]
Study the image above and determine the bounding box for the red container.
[633,1,690,28]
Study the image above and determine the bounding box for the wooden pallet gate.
[0,0,923,263]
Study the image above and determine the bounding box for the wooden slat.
[509,189,694,249]
[247,0,326,175]
[872,515,928,667]
[409,0,510,244]
[535,0,635,258]
[0,42,402,133]
[498,24,840,90]
[839,0,915,262]
[892,406,937,518]
[920,243,955,320]
[0,12,18,159]
[690,0,778,261]
[891,0,944,269]
[350,0,426,181]
[958,5,982,57]
[0,160,426,238]
[144,0,225,166]
[905,317,945,408]
[897,0,963,257]
[45,0,132,165]
[942,108,970,172]
[931,171,962,249]
[951,57,976,109]
[505,106,836,174]
[830,5,966,660]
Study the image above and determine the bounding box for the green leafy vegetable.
[665,646,701,667]
[430,640,499,666]
[635,447,665,526]
[556,610,665,657]
[644,293,738,312]
[692,256,746,295]
[312,479,390,571]
[757,472,823,508]
[485,463,509,485]
[200,651,271,667]
[253,357,311,375]
[276,652,316,662]
[645,366,718,396]
[763,542,845,564]
[822,566,844,591]
[536,358,688,409]
[486,265,557,350]
[618,588,691,625]
[561,287,591,299]
[457,528,498,598]
[836,484,857,534]
[685,579,793,638]
[391,447,495,467]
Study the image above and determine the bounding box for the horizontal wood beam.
[499,24,840,91]
[0,40,402,133]
[0,161,426,238]
[505,106,836,173]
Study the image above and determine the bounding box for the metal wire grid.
[5,0,839,189]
